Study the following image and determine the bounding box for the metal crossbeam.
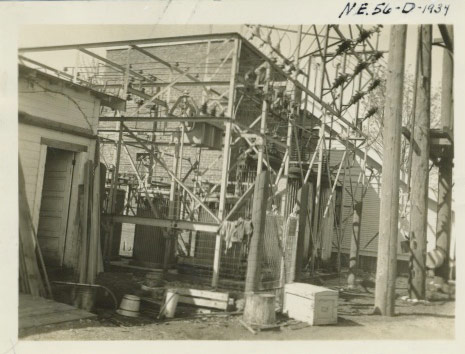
[103,214,219,233]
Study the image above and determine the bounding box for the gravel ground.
[20,272,455,341]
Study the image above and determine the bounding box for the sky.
[19,24,447,89]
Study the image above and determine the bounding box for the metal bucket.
[117,294,141,317]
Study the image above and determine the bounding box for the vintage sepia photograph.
[15,21,455,342]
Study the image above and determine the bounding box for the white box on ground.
[283,283,338,325]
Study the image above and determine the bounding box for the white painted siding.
[18,71,103,269]
[18,75,100,133]
[329,148,440,261]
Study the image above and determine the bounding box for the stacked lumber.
[175,288,229,310]
[18,158,51,298]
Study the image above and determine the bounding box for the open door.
[37,147,75,267]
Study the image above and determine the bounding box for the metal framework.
[18,26,395,288]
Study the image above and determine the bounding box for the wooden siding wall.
[19,72,100,132]
[18,73,101,269]
[328,149,439,261]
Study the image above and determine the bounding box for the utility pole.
[374,25,407,316]
[245,171,271,293]
[257,63,271,175]
[408,25,432,300]
[435,25,453,281]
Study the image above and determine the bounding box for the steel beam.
[103,214,219,233]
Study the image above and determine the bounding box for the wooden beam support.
[435,25,454,281]
[438,24,453,52]
[408,25,432,301]
[19,112,96,139]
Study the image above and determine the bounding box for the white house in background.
[327,145,453,271]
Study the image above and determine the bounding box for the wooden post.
[374,25,407,316]
[212,38,240,288]
[347,200,363,287]
[256,63,270,175]
[295,183,311,280]
[79,161,91,284]
[243,293,276,326]
[435,25,453,281]
[245,170,270,293]
[18,158,46,297]
[408,25,432,300]
[87,162,101,284]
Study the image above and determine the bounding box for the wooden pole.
[243,293,276,326]
[408,25,432,300]
[435,25,453,281]
[245,170,270,293]
[18,158,46,297]
[79,162,91,284]
[374,25,407,316]
[257,63,270,175]
[212,38,240,288]
[87,161,101,284]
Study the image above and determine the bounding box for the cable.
[23,77,93,130]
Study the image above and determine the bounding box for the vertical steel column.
[212,38,240,288]
[281,25,303,217]
[106,48,131,260]
[310,25,330,272]
[164,128,181,273]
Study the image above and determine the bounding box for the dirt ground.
[20,269,455,341]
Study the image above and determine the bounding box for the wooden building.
[325,148,442,270]
[18,64,124,272]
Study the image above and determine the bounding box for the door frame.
[35,137,88,267]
